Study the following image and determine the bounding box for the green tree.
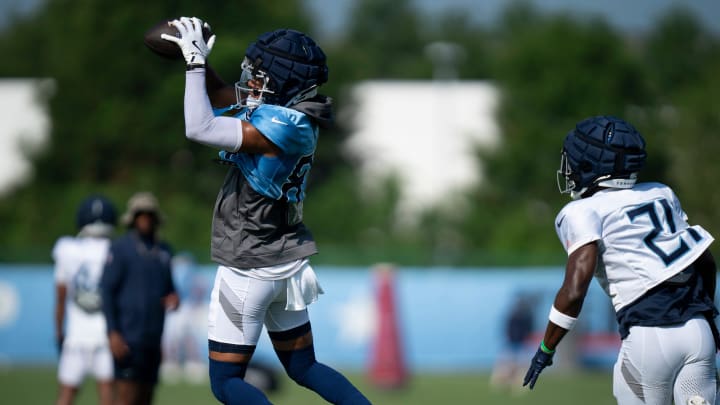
[0,0,316,260]
[457,3,660,261]
[1,0,718,267]
[643,10,720,236]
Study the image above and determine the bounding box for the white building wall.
[343,80,501,225]
[0,79,54,196]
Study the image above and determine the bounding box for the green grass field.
[0,366,613,404]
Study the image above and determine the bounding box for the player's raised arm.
[162,17,280,155]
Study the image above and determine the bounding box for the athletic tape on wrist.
[548,305,577,330]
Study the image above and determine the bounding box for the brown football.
[143,19,213,60]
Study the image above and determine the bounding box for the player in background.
[161,17,371,405]
[161,252,208,384]
[523,116,719,405]
[490,294,534,391]
[54,195,117,405]
[101,191,179,405]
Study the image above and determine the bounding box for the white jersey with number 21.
[555,182,714,312]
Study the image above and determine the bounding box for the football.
[143,19,213,60]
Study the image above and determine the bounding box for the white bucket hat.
[120,191,164,227]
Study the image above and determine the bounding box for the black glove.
[523,345,554,389]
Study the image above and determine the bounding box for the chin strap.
[571,173,638,199]
[596,174,637,189]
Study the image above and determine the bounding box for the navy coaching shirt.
[100,230,175,348]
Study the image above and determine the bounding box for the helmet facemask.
[557,151,585,200]
[233,57,275,110]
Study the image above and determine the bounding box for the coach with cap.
[100,191,178,405]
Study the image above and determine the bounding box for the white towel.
[285,263,325,311]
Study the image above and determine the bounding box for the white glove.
[162,17,216,67]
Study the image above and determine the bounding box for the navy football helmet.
[76,195,117,237]
[557,116,647,199]
[234,29,328,108]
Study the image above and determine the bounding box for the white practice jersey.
[53,236,111,347]
[555,182,714,312]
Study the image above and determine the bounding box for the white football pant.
[613,317,717,405]
[57,344,113,387]
[207,265,313,346]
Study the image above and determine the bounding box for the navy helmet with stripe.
[557,115,647,199]
[76,195,117,237]
[235,29,328,108]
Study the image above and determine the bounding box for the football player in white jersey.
[54,195,117,405]
[523,116,719,405]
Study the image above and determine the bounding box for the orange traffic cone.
[368,264,408,389]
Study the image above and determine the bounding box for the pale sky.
[2,0,719,34]
[305,0,720,39]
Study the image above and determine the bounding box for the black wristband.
[186,63,206,71]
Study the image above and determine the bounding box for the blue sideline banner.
[0,264,627,371]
